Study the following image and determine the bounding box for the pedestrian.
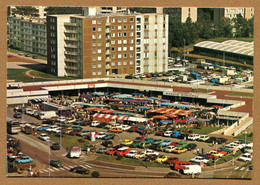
[212,140,215,146]
[201,147,204,154]
[197,148,199,154]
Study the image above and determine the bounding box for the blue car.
[14,112,22,118]
[141,137,154,144]
[16,156,33,164]
[37,125,51,131]
[160,139,172,146]
[76,130,91,137]
[74,119,84,125]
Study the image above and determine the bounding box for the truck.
[181,165,201,175]
[70,146,82,158]
[218,77,229,84]
[190,72,201,80]
[38,111,57,120]
[195,59,206,65]
[178,75,188,83]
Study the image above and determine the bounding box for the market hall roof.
[194,40,254,57]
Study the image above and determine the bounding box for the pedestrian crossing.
[234,166,249,171]
[39,164,92,174]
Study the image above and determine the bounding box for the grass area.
[96,154,169,168]
[207,150,243,166]
[8,48,47,60]
[192,89,213,94]
[235,133,253,142]
[227,93,253,98]
[7,69,78,82]
[177,126,222,135]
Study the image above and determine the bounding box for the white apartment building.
[181,7,197,23]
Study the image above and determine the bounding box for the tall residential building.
[8,15,47,56]
[214,8,254,25]
[47,12,168,78]
[181,7,197,23]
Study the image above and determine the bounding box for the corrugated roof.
[194,40,254,57]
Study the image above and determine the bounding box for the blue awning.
[159,103,191,109]
[112,94,133,99]
[132,93,144,96]
[135,107,149,110]
[160,120,172,123]
[92,92,104,96]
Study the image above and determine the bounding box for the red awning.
[152,115,168,120]
[174,120,187,123]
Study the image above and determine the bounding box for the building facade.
[9,6,47,18]
[8,15,47,56]
[47,12,168,78]
[181,7,197,23]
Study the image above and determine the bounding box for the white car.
[38,133,50,141]
[119,125,131,131]
[52,127,62,133]
[144,149,160,156]
[46,126,59,132]
[164,131,173,137]
[95,132,107,139]
[164,146,176,153]
[91,121,100,127]
[133,151,146,159]
[125,150,138,158]
[65,118,76,123]
[188,134,200,141]
[190,156,210,164]
[56,116,66,122]
[238,153,252,161]
[198,135,209,142]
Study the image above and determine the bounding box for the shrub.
[77,139,85,143]
[91,171,100,178]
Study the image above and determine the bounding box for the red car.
[172,161,189,171]
[107,148,117,155]
[86,131,99,139]
[7,54,14,58]
[116,147,130,156]
[128,126,138,132]
[68,130,82,136]
[135,136,146,141]
[169,142,179,147]
[164,157,179,164]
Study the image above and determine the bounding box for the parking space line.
[52,168,60,171]
[48,168,54,172]
[68,166,74,168]
[240,167,245,171]
[63,166,70,170]
[234,167,239,170]
[43,169,48,173]
[60,168,65,170]
[85,164,92,168]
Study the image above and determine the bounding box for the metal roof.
[194,40,254,57]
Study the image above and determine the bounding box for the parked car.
[103,133,115,140]
[215,137,227,144]
[50,159,63,168]
[70,166,90,174]
[121,139,133,146]
[130,140,141,148]
[125,150,138,158]
[116,147,130,156]
[51,143,60,150]
[181,165,201,175]
[128,126,138,132]
[82,144,95,151]
[106,148,117,155]
[46,126,59,132]
[102,140,113,147]
[32,55,38,59]
[97,147,108,154]
[190,156,210,164]
[25,54,30,57]
[56,117,66,122]
[95,132,107,139]
[38,133,50,141]
[16,156,33,164]
[155,155,168,163]
[91,121,100,127]
[205,136,217,143]
[171,161,189,171]
[144,149,159,156]
[173,147,187,154]
[14,112,22,118]
[198,135,209,142]
[165,146,176,153]
[164,130,173,137]
[164,172,181,178]
[238,153,252,162]
[164,157,179,164]
[76,130,91,137]
[108,127,123,133]
[187,134,200,141]
[185,143,197,151]
[119,125,131,131]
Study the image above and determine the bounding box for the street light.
[183,39,186,60]
[48,140,51,177]
[245,131,247,144]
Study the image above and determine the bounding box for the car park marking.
[68,166,74,168]
[63,166,70,170]
[43,169,48,173]
[48,168,54,172]
[246,168,249,172]
[234,166,239,170]
[85,164,92,168]
[52,167,60,171]
[240,167,245,171]
[60,168,65,170]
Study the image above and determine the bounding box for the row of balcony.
[64,22,77,26]
[64,37,78,41]
[65,58,77,63]
[64,51,77,55]
[64,44,77,49]
[65,65,78,70]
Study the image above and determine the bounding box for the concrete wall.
[233,118,253,136]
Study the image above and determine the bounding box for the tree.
[14,6,38,16]
[215,17,233,37]
[248,17,254,37]
[196,120,205,129]
[91,171,100,178]
[46,7,82,15]
[233,14,251,37]
[196,12,214,39]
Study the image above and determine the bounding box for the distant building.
[181,7,197,23]
[9,6,47,18]
[47,8,168,78]
[8,15,47,56]
[214,8,254,25]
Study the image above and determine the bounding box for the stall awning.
[128,117,148,122]
[152,115,168,120]
[174,120,187,123]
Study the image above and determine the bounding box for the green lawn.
[7,69,78,82]
[96,154,169,168]
[177,126,222,135]
[192,89,213,94]
[235,133,253,142]
[227,93,253,98]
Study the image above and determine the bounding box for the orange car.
[108,127,123,133]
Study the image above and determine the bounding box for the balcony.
[64,51,78,55]
[136,42,141,45]
[64,44,77,49]
[106,51,110,55]
[65,58,77,63]
[106,29,110,33]
[106,43,110,47]
[64,29,77,34]
[66,72,78,77]
[106,22,111,26]
[136,35,141,38]
[106,58,111,62]
[64,22,77,26]
[65,66,78,70]
[105,65,111,69]
[136,56,141,59]
[64,37,78,41]
[136,48,141,52]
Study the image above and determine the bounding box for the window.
[123,47,127,51]
[97,42,102,46]
[123,54,127,58]
[144,25,149,30]
[97,56,102,61]
[144,32,149,37]
[130,53,134,58]
[118,54,122,58]
[111,26,115,30]
[144,17,149,22]
[92,20,96,24]
[111,40,115,44]
[163,16,166,21]
[118,40,122,44]
[123,25,127,30]
[111,62,115,66]
[97,49,102,53]
[97,64,102,68]
[92,71,96,75]
[118,47,122,51]
[98,71,102,75]
[111,54,115,59]
[92,64,96,68]
[92,49,96,54]
[92,35,96,39]
[97,27,102,32]
[118,61,122,65]
[144,53,149,58]
[163,24,165,29]
[129,32,134,36]
[118,25,122,30]
[111,18,115,23]
[98,34,102,39]
[97,20,101,24]
[144,46,149,50]
[123,33,127,37]
[118,18,122,22]
[144,39,149,44]
[130,46,133,51]
[130,61,134,65]
[155,17,157,23]
[130,25,134,29]
[111,47,115,51]
[92,27,96,31]
[129,39,134,44]
[111,33,115,37]
[123,40,127,44]
[130,18,134,22]
[123,18,127,22]
[92,42,96,46]
[92,56,96,61]
[123,61,127,65]
[118,33,122,37]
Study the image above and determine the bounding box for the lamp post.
[183,39,186,60]
[48,140,50,177]
[245,131,247,144]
